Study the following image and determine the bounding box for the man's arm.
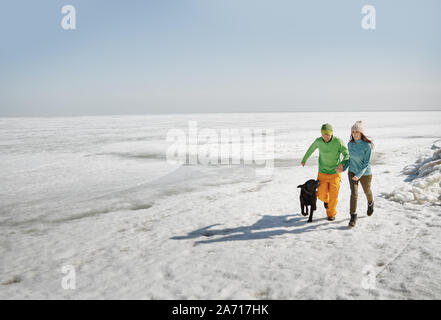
[338,139,349,168]
[301,139,319,165]
[342,159,350,171]
[342,143,350,172]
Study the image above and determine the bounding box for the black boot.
[348,213,357,227]
[367,201,374,216]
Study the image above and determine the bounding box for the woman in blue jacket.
[341,121,374,227]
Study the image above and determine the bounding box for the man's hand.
[335,164,343,173]
[301,162,305,167]
[352,176,359,181]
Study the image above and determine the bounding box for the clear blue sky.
[1,0,440,116]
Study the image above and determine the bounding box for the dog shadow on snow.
[171,214,359,245]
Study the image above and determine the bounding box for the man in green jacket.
[301,123,349,220]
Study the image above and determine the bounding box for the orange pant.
[316,172,341,218]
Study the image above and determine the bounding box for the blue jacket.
[343,139,372,177]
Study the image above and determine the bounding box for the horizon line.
[1,108,440,118]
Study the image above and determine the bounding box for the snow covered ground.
[0,111,440,299]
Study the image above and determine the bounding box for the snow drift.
[383,140,441,205]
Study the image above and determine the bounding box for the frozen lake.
[0,111,440,299]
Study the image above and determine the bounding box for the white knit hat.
[351,121,364,134]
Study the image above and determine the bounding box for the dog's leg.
[307,206,314,223]
[301,201,308,216]
[308,197,317,222]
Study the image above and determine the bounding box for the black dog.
[297,179,320,223]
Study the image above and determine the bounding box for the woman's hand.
[301,162,305,167]
[335,164,343,173]
[352,176,359,181]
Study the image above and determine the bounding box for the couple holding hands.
[301,121,374,227]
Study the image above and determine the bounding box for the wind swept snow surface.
[0,112,440,299]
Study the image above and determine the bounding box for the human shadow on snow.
[170,214,353,245]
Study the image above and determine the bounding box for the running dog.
[297,179,320,223]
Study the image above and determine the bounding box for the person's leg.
[349,171,359,214]
[360,175,374,215]
[316,172,330,204]
[348,171,359,227]
[360,175,373,204]
[327,173,341,218]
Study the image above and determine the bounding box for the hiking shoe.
[367,201,374,216]
[348,213,357,227]
[324,202,329,209]
[327,216,335,221]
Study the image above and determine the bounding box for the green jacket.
[302,136,349,174]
